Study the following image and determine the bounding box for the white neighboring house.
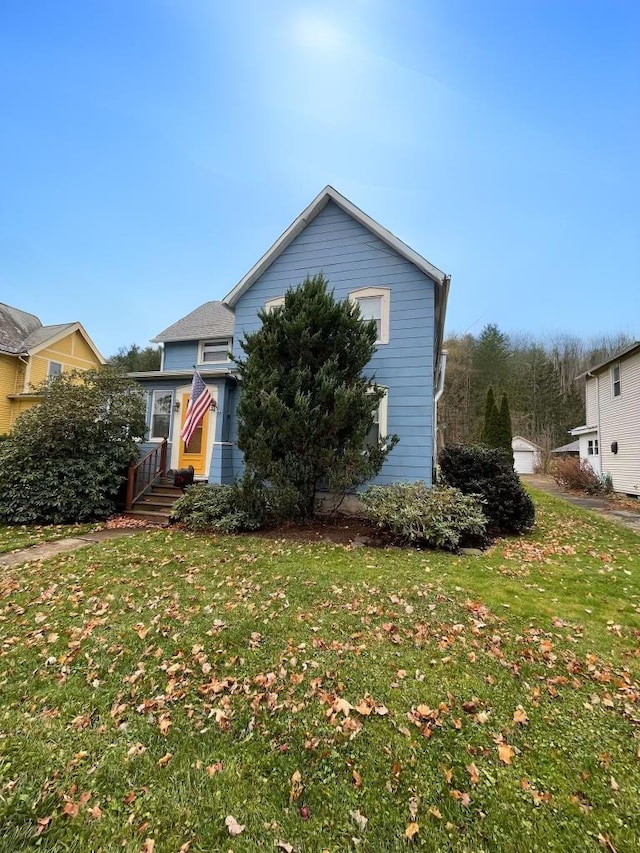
[512,436,542,475]
[571,341,640,496]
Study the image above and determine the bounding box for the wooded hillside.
[440,325,633,453]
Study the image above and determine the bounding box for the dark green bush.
[0,369,146,524]
[439,445,535,534]
[170,475,267,533]
[361,482,487,552]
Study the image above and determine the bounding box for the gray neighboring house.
[570,341,640,496]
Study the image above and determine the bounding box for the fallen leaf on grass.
[349,809,368,831]
[405,822,419,840]
[225,815,245,836]
[276,842,294,853]
[299,805,311,820]
[352,769,363,788]
[157,752,173,767]
[290,770,303,803]
[428,807,442,819]
[141,840,155,853]
[513,707,529,725]
[34,816,52,836]
[598,833,619,852]
[450,790,471,806]
[466,763,480,785]
[498,744,515,765]
[206,761,224,776]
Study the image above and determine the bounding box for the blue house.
[130,186,450,497]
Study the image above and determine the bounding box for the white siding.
[597,350,640,495]
[585,377,598,426]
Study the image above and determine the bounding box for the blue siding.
[232,200,436,486]
[164,342,198,370]
[164,341,232,371]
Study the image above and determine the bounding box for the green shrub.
[361,482,487,552]
[170,476,267,533]
[0,369,146,524]
[439,444,535,535]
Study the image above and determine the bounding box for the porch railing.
[125,439,168,511]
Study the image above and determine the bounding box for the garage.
[512,436,542,475]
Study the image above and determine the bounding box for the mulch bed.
[250,515,380,546]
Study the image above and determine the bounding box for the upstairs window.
[349,287,390,344]
[150,390,172,439]
[264,296,285,313]
[588,439,599,456]
[200,340,231,363]
[612,364,621,397]
[47,361,63,378]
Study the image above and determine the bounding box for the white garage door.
[514,450,534,474]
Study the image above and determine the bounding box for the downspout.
[433,349,448,481]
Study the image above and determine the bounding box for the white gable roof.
[223,185,449,300]
[512,436,542,452]
[222,185,450,359]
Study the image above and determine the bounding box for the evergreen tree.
[481,387,500,447]
[109,343,162,372]
[498,392,514,461]
[235,274,398,520]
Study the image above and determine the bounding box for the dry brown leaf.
[158,714,172,736]
[466,762,480,785]
[157,752,173,767]
[405,822,419,840]
[141,840,155,853]
[428,806,442,819]
[513,707,529,725]
[206,761,224,776]
[352,769,363,788]
[498,743,515,765]
[349,809,368,831]
[276,842,294,853]
[225,815,245,836]
[290,770,303,803]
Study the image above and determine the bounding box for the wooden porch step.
[123,508,172,525]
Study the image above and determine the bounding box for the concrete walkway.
[524,475,640,534]
[0,528,144,569]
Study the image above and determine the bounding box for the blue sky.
[1,0,638,357]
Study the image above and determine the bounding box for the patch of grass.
[0,523,98,555]
[0,490,638,851]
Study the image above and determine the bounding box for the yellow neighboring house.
[0,302,106,433]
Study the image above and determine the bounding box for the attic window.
[48,361,62,378]
[349,287,390,345]
[612,364,621,397]
[200,340,231,363]
[264,296,285,313]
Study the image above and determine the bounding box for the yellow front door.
[177,393,210,476]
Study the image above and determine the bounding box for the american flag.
[180,370,214,446]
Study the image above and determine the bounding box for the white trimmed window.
[588,439,599,456]
[199,339,231,363]
[612,364,621,397]
[264,296,285,313]
[349,287,390,344]
[47,361,63,378]
[366,388,389,447]
[150,390,172,439]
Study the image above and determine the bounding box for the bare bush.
[551,457,605,495]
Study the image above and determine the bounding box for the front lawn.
[0,489,638,852]
[0,523,98,555]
